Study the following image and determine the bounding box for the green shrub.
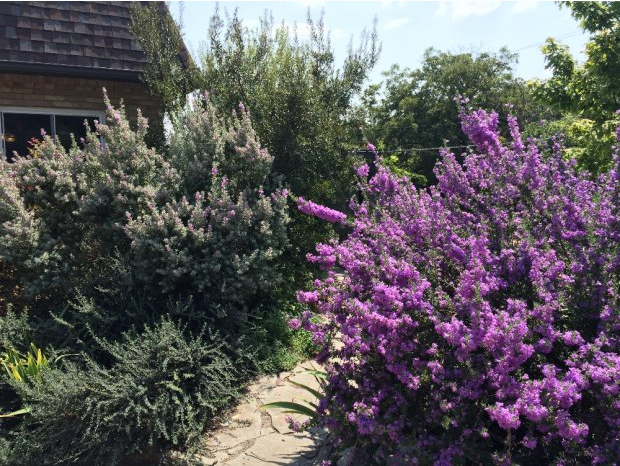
[0,95,177,309]
[242,303,318,374]
[0,87,294,463]
[0,309,30,350]
[6,317,244,466]
[0,92,288,334]
[0,436,10,466]
[131,5,380,292]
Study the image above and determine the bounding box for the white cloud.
[436,1,449,17]
[383,17,410,31]
[511,1,538,14]
[380,1,408,9]
[435,1,501,19]
[296,0,326,8]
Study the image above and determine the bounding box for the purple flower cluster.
[297,197,348,225]
[295,109,620,465]
[285,415,311,433]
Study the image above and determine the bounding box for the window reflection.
[3,113,52,161]
[2,112,100,161]
[55,115,98,150]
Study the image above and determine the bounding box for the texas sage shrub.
[296,109,620,465]
[0,93,177,307]
[0,91,291,463]
[0,91,289,335]
[125,98,289,325]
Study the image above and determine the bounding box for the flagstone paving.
[196,363,333,466]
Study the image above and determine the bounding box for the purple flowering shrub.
[296,109,620,465]
[297,197,348,225]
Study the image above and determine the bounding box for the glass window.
[1,111,102,161]
[55,115,98,150]
[3,113,52,161]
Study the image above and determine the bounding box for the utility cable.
[513,29,583,53]
[354,144,475,154]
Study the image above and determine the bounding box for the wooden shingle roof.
[0,1,186,82]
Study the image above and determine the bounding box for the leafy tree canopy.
[130,3,199,116]
[531,1,620,173]
[197,8,379,207]
[360,48,542,184]
[131,3,381,283]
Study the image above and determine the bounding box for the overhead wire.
[513,29,583,53]
[354,144,475,154]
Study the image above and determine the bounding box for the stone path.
[196,363,333,466]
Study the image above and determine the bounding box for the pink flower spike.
[297,197,347,225]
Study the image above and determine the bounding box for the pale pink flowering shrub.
[296,108,620,465]
[124,98,289,321]
[0,93,178,302]
[0,92,289,330]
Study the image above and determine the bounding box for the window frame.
[0,106,105,159]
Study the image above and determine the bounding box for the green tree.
[531,1,620,173]
[200,10,378,204]
[132,5,380,284]
[360,48,542,185]
[129,3,199,149]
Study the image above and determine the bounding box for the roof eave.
[0,61,143,83]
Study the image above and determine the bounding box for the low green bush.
[0,309,30,349]
[4,317,244,466]
[0,437,10,466]
[243,303,318,374]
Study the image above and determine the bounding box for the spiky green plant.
[1,343,47,383]
[261,366,327,430]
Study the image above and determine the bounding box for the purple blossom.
[357,164,370,177]
[297,290,319,303]
[521,436,537,450]
[487,403,521,430]
[288,318,301,330]
[295,109,620,464]
[285,415,311,433]
[297,197,347,225]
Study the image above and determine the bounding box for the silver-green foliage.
[6,317,243,466]
[0,92,289,327]
[0,93,177,302]
[0,91,290,465]
[125,96,289,319]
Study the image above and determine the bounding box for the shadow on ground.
[195,364,334,466]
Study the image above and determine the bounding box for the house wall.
[0,72,160,121]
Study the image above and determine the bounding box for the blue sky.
[168,1,589,84]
